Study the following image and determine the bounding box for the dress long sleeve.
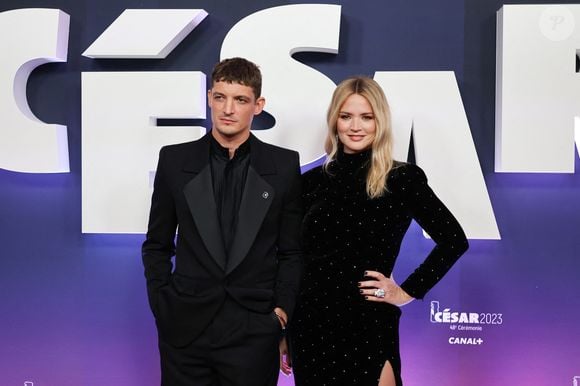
[394,164,469,299]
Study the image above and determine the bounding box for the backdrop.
[1,1,579,386]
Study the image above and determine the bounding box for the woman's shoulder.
[301,164,324,182]
[301,164,327,193]
[387,161,428,190]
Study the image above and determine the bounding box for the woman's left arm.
[398,164,469,299]
[359,164,469,305]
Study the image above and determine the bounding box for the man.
[142,58,302,386]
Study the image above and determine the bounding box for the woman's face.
[336,94,376,154]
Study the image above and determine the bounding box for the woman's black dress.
[291,150,468,386]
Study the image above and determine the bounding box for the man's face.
[208,81,265,141]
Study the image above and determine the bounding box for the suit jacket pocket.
[247,310,283,336]
[171,273,214,297]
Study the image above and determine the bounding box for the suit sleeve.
[399,164,469,299]
[142,147,177,314]
[274,151,303,322]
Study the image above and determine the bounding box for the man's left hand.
[273,307,287,329]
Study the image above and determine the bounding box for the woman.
[284,77,469,386]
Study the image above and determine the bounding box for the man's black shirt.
[209,134,251,258]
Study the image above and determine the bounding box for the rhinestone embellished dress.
[291,150,468,386]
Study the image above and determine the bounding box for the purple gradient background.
[1,0,580,385]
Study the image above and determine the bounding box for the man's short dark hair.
[211,57,262,99]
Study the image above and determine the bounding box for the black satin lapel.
[183,166,227,270]
[226,167,274,275]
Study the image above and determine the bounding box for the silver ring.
[374,288,385,298]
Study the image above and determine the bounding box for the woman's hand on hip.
[358,270,414,307]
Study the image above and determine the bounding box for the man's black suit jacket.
[142,133,303,347]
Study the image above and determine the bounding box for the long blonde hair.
[324,76,395,198]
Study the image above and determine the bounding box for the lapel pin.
[262,191,269,199]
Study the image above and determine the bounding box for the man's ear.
[207,89,213,108]
[254,96,265,115]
